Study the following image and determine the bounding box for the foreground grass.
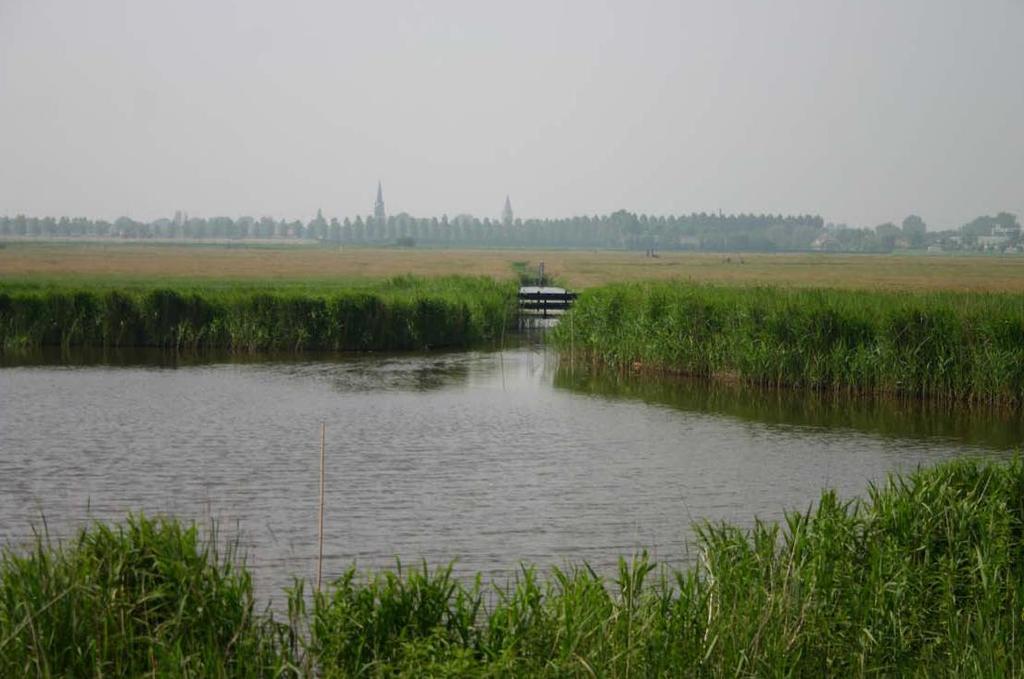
[0,276,516,352]
[0,519,297,676]
[553,282,1024,407]
[2,458,1023,676]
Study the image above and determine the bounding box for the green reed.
[0,276,516,353]
[552,282,1024,407]
[3,458,1023,676]
[0,515,298,677]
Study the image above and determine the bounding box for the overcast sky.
[1,0,1021,228]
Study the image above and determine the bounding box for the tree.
[961,216,995,242]
[994,212,1021,233]
[875,222,900,250]
[609,210,641,249]
[901,215,927,248]
[307,209,327,240]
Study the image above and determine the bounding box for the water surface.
[0,346,1017,599]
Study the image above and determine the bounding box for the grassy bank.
[3,458,1023,676]
[0,276,516,352]
[553,282,1024,407]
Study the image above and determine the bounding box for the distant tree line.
[0,211,825,250]
[1,209,1020,253]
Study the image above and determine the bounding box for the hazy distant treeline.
[0,210,824,250]
[1,210,1020,253]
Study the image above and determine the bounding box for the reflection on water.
[555,368,1024,451]
[0,345,1017,602]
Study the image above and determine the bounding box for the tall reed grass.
[0,516,297,676]
[0,276,516,353]
[2,458,1022,676]
[552,282,1024,407]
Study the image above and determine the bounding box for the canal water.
[0,344,1019,600]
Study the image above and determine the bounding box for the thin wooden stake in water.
[316,422,326,592]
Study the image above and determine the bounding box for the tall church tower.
[502,195,514,227]
[374,181,386,224]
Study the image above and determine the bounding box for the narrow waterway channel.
[0,343,1018,600]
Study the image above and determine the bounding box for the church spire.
[374,181,386,223]
[502,195,514,227]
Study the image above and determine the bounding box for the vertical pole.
[316,422,326,592]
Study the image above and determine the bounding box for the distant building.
[374,181,386,224]
[978,235,1010,249]
[811,232,840,251]
[502,195,514,227]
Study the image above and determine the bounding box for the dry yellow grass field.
[2,241,1024,292]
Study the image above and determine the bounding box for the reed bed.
[0,276,516,353]
[552,282,1024,407]
[2,458,1023,676]
[0,516,297,676]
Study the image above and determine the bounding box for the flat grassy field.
[2,241,1024,291]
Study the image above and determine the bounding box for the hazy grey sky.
[1,0,1021,228]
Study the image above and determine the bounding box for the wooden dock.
[518,287,578,317]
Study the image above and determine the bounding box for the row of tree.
[821,213,1022,253]
[0,211,824,250]
[0,210,1019,252]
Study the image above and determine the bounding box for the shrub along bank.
[2,458,1023,676]
[0,276,516,352]
[553,282,1024,407]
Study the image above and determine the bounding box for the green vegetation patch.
[2,458,1024,675]
[0,516,296,676]
[0,276,517,353]
[553,282,1024,407]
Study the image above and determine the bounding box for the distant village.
[1,185,1020,254]
[811,213,1023,254]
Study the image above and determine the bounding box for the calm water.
[1,345,1019,600]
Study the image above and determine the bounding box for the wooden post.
[316,422,326,592]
